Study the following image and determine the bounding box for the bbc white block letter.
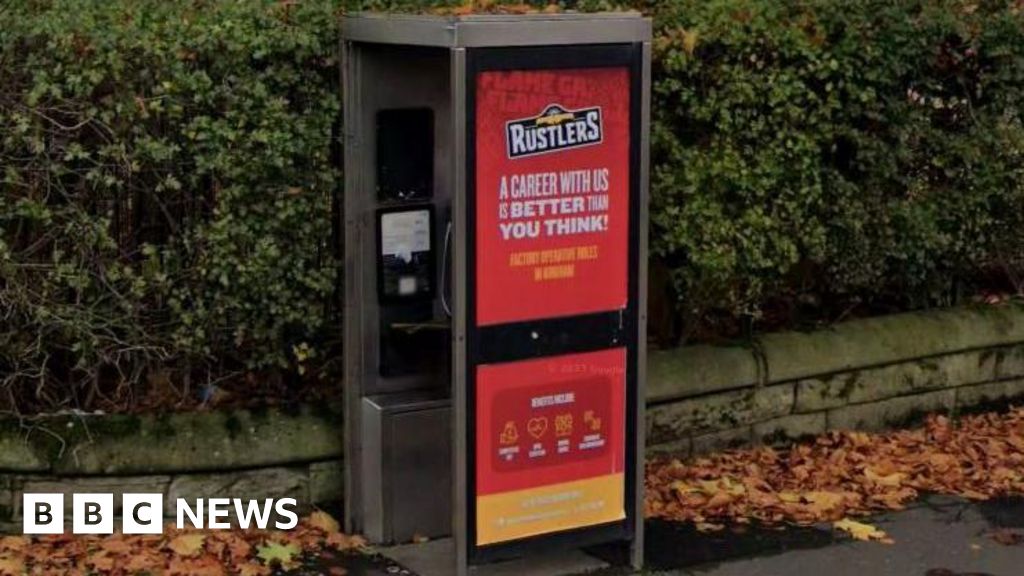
[122,494,163,534]
[73,493,114,534]
[23,494,64,534]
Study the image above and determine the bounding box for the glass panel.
[376,108,434,202]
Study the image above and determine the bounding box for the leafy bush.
[0,0,341,412]
[647,0,1024,334]
[2,0,1023,412]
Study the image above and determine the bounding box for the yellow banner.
[476,474,625,546]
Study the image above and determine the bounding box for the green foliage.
[647,0,1024,325]
[1,0,340,411]
[2,0,1024,412]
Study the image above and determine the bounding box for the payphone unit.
[342,12,651,575]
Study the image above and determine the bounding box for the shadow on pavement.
[294,551,410,576]
[977,496,1024,530]
[585,519,837,574]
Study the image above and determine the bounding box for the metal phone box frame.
[342,12,651,574]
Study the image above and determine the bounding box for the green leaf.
[256,541,300,569]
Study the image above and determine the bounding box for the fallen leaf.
[168,554,226,576]
[307,510,341,534]
[256,540,300,569]
[989,528,1024,546]
[326,532,366,552]
[706,491,734,509]
[833,518,892,543]
[124,548,165,573]
[647,408,1024,532]
[238,562,272,576]
[0,520,365,574]
[99,536,135,555]
[805,491,846,515]
[86,550,117,572]
[224,533,253,562]
[0,556,25,576]
[167,533,207,557]
[865,467,905,487]
[0,537,29,554]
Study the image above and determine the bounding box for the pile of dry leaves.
[647,408,1024,540]
[0,511,363,576]
[430,0,563,16]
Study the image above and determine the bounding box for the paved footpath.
[320,495,1024,576]
[591,495,1024,576]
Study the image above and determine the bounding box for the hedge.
[648,0,1024,335]
[1,0,1022,412]
[0,0,341,412]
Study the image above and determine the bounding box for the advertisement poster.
[475,348,626,546]
[475,67,631,326]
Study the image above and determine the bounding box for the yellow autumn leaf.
[167,533,207,558]
[696,522,725,532]
[697,477,745,496]
[307,510,341,534]
[865,467,905,487]
[670,480,698,494]
[681,29,699,56]
[834,518,892,543]
[721,477,746,496]
[0,555,26,576]
[805,491,845,513]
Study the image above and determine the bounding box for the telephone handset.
[374,107,452,319]
[441,219,453,318]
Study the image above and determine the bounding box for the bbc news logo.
[23,494,299,535]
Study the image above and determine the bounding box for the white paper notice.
[380,210,431,262]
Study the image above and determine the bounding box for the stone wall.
[4,304,1024,530]
[647,303,1024,456]
[0,405,343,532]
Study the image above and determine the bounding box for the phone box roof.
[342,12,652,49]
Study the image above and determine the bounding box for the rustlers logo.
[506,104,603,159]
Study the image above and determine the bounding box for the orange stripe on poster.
[476,473,625,546]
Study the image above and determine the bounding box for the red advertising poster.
[475,68,631,326]
[475,348,626,545]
